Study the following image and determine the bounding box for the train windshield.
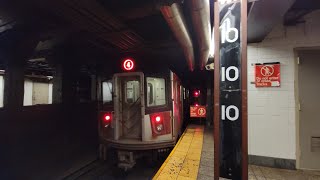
[125,80,140,103]
[146,77,166,107]
[102,80,113,104]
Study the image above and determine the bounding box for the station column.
[214,0,248,179]
[1,28,39,111]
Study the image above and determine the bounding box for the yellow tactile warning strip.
[153,125,204,180]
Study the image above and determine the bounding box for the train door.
[172,72,182,138]
[297,50,320,170]
[114,73,145,140]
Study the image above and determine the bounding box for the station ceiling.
[0,0,319,87]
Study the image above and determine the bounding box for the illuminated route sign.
[122,59,134,71]
[214,0,248,179]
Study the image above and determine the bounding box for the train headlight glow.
[156,124,163,132]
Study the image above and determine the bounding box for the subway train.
[97,59,188,170]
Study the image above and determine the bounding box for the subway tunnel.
[0,0,320,179]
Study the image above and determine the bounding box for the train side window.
[146,77,166,107]
[125,80,140,103]
[102,80,113,104]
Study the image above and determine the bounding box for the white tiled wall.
[24,80,53,106]
[48,83,53,104]
[24,79,33,106]
[248,10,320,160]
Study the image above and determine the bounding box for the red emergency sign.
[255,63,280,87]
[190,106,206,118]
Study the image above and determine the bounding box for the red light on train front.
[100,112,113,128]
[155,116,161,123]
[150,112,171,136]
[104,114,111,121]
[151,114,164,133]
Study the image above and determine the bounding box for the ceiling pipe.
[160,3,195,71]
[190,0,211,70]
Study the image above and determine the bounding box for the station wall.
[0,74,98,179]
[247,10,320,165]
[24,79,33,106]
[23,79,53,106]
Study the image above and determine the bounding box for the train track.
[62,159,107,180]
[61,156,165,180]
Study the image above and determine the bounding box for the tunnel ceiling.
[1,0,320,87]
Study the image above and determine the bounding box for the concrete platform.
[154,125,320,180]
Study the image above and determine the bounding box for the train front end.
[98,70,183,170]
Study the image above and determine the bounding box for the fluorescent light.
[28,58,46,62]
[209,29,215,57]
[47,76,53,80]
[219,0,237,4]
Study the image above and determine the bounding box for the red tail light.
[100,112,113,128]
[104,114,111,121]
[150,112,171,136]
[151,114,164,135]
[155,116,161,123]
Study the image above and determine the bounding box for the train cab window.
[0,75,4,108]
[102,80,113,104]
[125,80,140,103]
[147,83,154,105]
[146,77,166,107]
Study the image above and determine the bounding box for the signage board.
[190,106,206,118]
[255,63,280,87]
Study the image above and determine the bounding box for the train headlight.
[156,124,163,132]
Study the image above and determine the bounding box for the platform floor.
[153,125,204,180]
[153,125,320,180]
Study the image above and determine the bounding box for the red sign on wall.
[255,63,280,87]
[190,106,206,118]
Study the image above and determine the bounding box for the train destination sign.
[214,0,248,179]
[255,63,281,87]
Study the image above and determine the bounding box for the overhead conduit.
[190,0,211,70]
[160,3,195,71]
